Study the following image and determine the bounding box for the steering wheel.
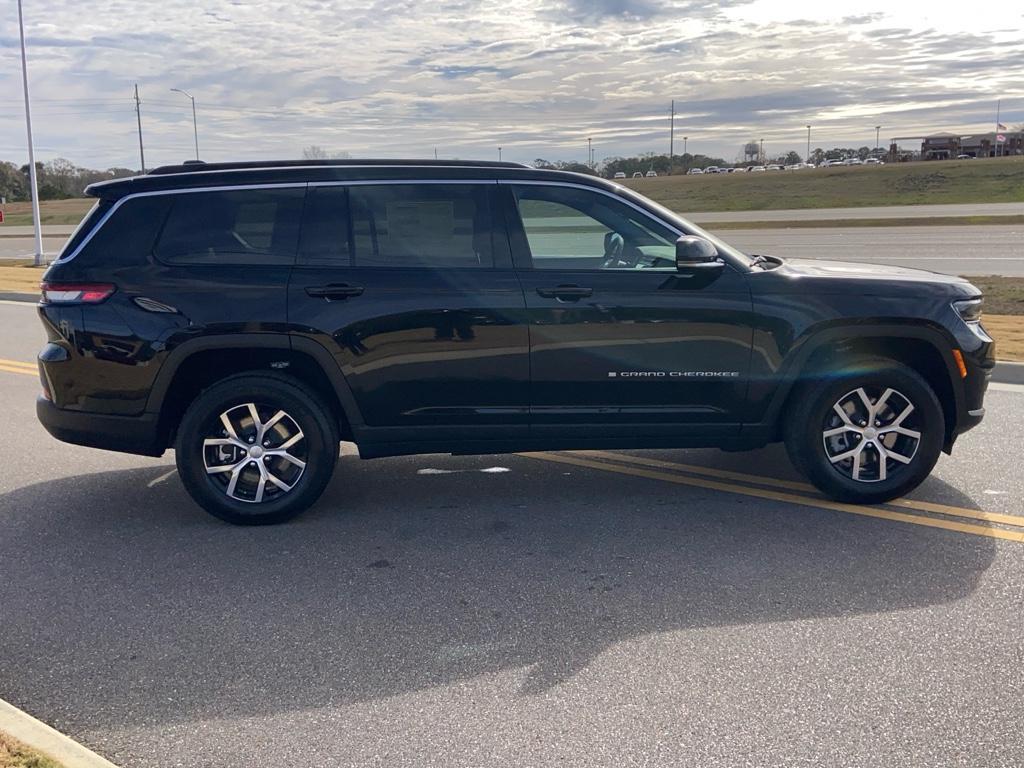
[600,231,634,269]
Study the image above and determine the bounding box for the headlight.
[953,297,983,324]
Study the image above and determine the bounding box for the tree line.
[0,159,136,203]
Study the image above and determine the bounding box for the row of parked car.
[609,157,886,179]
[686,157,885,175]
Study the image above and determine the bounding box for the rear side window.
[72,196,171,266]
[348,184,494,268]
[298,186,351,266]
[154,188,304,265]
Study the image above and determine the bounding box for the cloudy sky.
[1,0,1022,169]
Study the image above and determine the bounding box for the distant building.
[920,132,960,160]
[915,130,1022,159]
[958,132,1023,158]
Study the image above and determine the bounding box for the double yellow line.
[522,450,1024,543]
[0,357,36,377]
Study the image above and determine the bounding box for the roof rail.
[148,158,531,175]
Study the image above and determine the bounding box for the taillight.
[40,282,116,304]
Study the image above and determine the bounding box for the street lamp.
[17,0,43,266]
[875,125,881,150]
[170,88,199,160]
[806,125,811,162]
[498,146,502,162]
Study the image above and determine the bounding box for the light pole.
[875,125,881,151]
[587,137,593,169]
[683,136,688,157]
[170,88,199,160]
[498,146,502,162]
[17,0,43,266]
[806,125,811,162]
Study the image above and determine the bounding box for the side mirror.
[675,235,721,269]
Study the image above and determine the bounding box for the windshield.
[616,186,756,267]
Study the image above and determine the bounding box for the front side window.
[512,185,678,271]
[154,187,304,265]
[348,184,494,268]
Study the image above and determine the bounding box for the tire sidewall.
[788,362,944,503]
[175,375,337,525]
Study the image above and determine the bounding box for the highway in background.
[716,224,1024,277]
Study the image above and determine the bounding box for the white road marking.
[417,467,510,475]
[0,299,36,307]
[147,468,177,488]
[990,382,1024,394]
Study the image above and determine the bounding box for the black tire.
[783,358,944,504]
[175,373,339,525]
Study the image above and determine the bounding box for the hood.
[757,258,979,297]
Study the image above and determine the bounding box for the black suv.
[36,160,994,524]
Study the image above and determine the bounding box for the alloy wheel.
[202,402,307,503]
[822,386,922,483]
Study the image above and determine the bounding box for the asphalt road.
[690,201,1024,223]
[716,224,1024,277]
[1,300,1023,767]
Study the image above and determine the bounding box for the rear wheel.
[784,359,944,504]
[175,373,339,525]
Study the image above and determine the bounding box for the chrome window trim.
[56,177,741,270]
[53,183,309,265]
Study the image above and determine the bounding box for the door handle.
[536,285,593,300]
[305,284,365,300]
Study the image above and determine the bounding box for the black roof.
[147,158,531,175]
[85,158,612,200]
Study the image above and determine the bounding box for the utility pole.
[134,83,146,173]
[587,137,593,169]
[875,125,881,151]
[759,138,764,164]
[17,0,43,266]
[170,88,198,160]
[669,100,675,175]
[806,125,811,162]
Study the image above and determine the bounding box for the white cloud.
[0,0,1021,168]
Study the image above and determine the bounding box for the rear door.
[503,182,753,439]
[288,181,530,444]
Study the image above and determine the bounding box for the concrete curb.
[1,288,1023,384]
[995,361,1024,385]
[0,698,119,767]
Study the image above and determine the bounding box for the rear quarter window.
[153,188,304,266]
[71,196,172,267]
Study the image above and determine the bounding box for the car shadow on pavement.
[0,450,997,732]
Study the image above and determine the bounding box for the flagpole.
[996,100,1000,157]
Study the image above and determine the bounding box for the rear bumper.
[36,396,164,457]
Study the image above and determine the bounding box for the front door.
[288,182,529,445]
[503,182,753,439]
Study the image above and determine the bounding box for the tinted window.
[512,185,678,271]
[73,196,172,266]
[154,188,304,265]
[348,184,493,268]
[298,186,351,267]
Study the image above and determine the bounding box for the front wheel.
[784,359,945,504]
[175,373,339,525]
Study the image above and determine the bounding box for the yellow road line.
[578,450,1024,530]
[522,451,1024,544]
[0,364,35,377]
[0,357,37,370]
[574,450,816,493]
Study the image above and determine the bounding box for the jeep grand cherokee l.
[36,159,994,525]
